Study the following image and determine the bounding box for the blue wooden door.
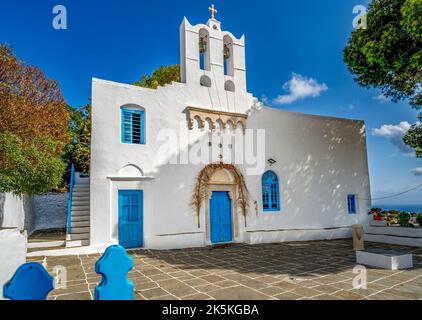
[210,191,232,244]
[118,190,143,248]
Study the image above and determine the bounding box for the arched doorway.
[191,163,249,244]
[207,169,236,244]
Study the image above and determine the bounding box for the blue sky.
[1,0,421,204]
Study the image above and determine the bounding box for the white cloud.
[411,167,422,176]
[372,122,414,156]
[374,94,389,103]
[269,73,328,105]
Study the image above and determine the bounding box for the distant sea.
[374,204,422,213]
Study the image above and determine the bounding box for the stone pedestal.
[356,249,413,270]
[352,224,364,250]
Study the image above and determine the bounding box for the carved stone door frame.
[205,183,239,245]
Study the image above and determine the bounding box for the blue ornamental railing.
[67,163,75,234]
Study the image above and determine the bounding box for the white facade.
[90,15,371,249]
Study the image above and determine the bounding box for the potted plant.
[417,214,422,228]
[399,212,412,227]
[384,210,400,226]
[369,208,383,221]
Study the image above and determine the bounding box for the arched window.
[199,29,210,71]
[121,105,145,144]
[262,171,280,211]
[223,35,233,76]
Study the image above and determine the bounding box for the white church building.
[68,7,371,249]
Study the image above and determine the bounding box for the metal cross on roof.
[208,4,218,19]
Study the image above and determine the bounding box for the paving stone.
[312,294,342,300]
[141,287,170,299]
[253,275,280,284]
[150,294,179,300]
[258,286,287,296]
[207,286,269,300]
[50,283,89,296]
[274,291,302,300]
[54,291,92,300]
[215,280,238,288]
[312,284,341,294]
[194,284,221,293]
[184,278,210,287]
[158,279,198,297]
[200,274,226,283]
[182,293,211,300]
[272,281,300,290]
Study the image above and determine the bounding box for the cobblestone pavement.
[27,240,422,300]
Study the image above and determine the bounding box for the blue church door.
[118,190,143,248]
[210,191,233,244]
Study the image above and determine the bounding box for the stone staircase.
[66,174,90,247]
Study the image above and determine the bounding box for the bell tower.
[179,5,247,96]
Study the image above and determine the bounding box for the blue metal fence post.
[3,263,54,300]
[95,245,134,300]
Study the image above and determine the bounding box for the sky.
[0,0,421,205]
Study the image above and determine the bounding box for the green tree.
[0,45,69,194]
[73,105,91,173]
[0,132,66,195]
[404,113,422,157]
[63,104,91,174]
[343,0,422,108]
[133,65,180,89]
[343,0,422,156]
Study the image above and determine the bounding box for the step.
[74,185,90,189]
[72,200,90,206]
[71,205,90,211]
[71,210,90,217]
[72,195,90,200]
[66,239,90,248]
[72,191,90,195]
[70,226,90,234]
[27,240,66,249]
[76,180,90,185]
[71,215,90,222]
[68,233,90,241]
[71,220,90,228]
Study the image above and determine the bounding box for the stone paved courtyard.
[27,240,422,300]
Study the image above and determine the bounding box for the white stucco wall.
[0,193,34,234]
[0,229,27,300]
[243,107,371,243]
[32,193,68,231]
[89,16,371,249]
[0,192,68,236]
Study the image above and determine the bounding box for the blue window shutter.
[140,111,145,144]
[348,195,357,214]
[262,171,280,212]
[121,110,133,143]
[121,109,145,144]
